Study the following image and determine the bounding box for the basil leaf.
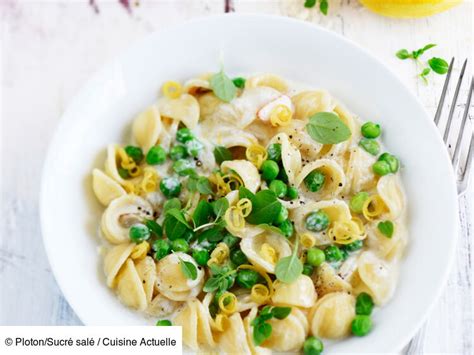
[163,198,181,213]
[421,43,437,52]
[271,307,292,320]
[319,0,328,15]
[232,77,246,89]
[164,208,191,240]
[396,49,411,60]
[145,219,163,237]
[213,145,233,165]
[428,57,449,74]
[193,200,213,228]
[211,197,229,218]
[275,241,303,283]
[306,112,351,144]
[210,70,237,102]
[253,322,272,346]
[412,43,436,59]
[239,186,255,201]
[304,0,316,8]
[377,221,394,238]
[420,68,431,77]
[179,257,197,280]
[198,225,225,243]
[246,190,282,225]
[196,176,213,195]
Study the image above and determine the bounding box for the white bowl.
[40,14,458,353]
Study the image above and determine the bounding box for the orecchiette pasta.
[92,72,408,353]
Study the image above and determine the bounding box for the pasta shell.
[197,92,222,120]
[268,133,302,185]
[313,262,352,297]
[295,159,346,200]
[262,308,309,352]
[146,294,182,317]
[234,288,259,313]
[272,274,317,308]
[173,299,199,350]
[158,94,200,129]
[367,221,407,261]
[309,292,355,339]
[291,90,334,120]
[134,256,156,303]
[221,160,261,193]
[100,195,153,244]
[92,168,126,206]
[344,146,377,194]
[104,144,140,186]
[204,124,258,148]
[351,251,397,305]
[183,78,211,95]
[291,199,352,246]
[279,119,323,160]
[377,174,405,219]
[243,308,272,355]
[224,191,265,239]
[245,73,289,93]
[132,104,162,153]
[155,253,204,301]
[103,243,135,287]
[240,232,292,273]
[115,259,147,311]
[232,87,282,128]
[218,313,252,354]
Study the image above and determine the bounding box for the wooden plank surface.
[0,1,472,353]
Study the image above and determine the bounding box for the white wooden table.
[0,1,472,353]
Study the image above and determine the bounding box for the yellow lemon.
[360,0,463,18]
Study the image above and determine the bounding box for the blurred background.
[0,1,472,354]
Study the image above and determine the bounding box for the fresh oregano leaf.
[377,220,394,238]
[213,145,232,165]
[179,257,197,280]
[306,112,351,144]
[271,307,292,320]
[275,239,303,283]
[428,57,449,74]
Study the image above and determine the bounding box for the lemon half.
[360,0,463,18]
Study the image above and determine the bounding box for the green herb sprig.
[304,0,329,15]
[396,44,449,83]
[275,238,303,283]
[305,112,351,144]
[179,257,198,280]
[210,70,237,102]
[203,264,237,293]
[252,306,292,346]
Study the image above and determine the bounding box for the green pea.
[160,177,182,198]
[275,206,289,225]
[279,219,294,238]
[372,160,391,176]
[304,170,325,192]
[192,249,210,266]
[146,145,167,165]
[223,234,240,249]
[176,127,194,143]
[236,269,261,289]
[269,179,287,198]
[324,245,344,262]
[306,248,325,267]
[342,240,363,252]
[185,139,204,157]
[302,263,314,276]
[171,238,189,252]
[356,292,374,316]
[129,223,150,243]
[118,167,130,179]
[351,315,373,336]
[378,153,399,173]
[305,211,330,232]
[303,336,324,355]
[350,192,369,213]
[169,145,188,161]
[340,248,349,260]
[359,138,380,156]
[286,186,299,200]
[153,239,171,260]
[267,143,282,162]
[231,249,248,266]
[361,122,381,139]
[261,160,280,181]
[172,159,195,176]
[156,319,172,326]
[124,145,144,163]
[232,77,246,89]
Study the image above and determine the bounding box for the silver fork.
[433,58,473,195]
[406,59,473,354]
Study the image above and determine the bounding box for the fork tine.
[434,57,455,125]
[460,131,473,181]
[443,59,468,142]
[453,77,474,165]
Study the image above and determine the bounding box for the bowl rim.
[40,13,459,351]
